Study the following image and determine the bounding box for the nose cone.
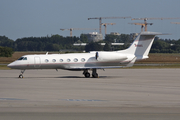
[7,63,12,68]
[7,62,15,69]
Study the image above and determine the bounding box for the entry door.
[34,56,41,68]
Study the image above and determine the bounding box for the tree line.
[0,46,13,57]
[0,34,180,57]
[0,34,130,52]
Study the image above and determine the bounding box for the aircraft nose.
[7,62,14,68]
[7,63,11,68]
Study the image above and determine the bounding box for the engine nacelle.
[95,52,127,62]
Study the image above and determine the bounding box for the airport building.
[83,32,103,42]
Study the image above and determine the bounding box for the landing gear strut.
[19,70,25,78]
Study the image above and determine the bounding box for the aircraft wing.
[67,57,137,70]
[67,65,134,70]
[67,66,124,70]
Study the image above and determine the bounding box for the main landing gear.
[19,70,25,78]
[83,69,99,78]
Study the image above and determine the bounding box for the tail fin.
[123,31,166,60]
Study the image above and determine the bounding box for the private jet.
[7,31,166,78]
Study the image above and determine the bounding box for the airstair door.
[34,56,41,68]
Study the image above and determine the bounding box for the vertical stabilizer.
[123,31,165,60]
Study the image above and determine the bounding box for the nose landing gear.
[19,70,25,78]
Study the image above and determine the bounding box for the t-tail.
[121,31,167,60]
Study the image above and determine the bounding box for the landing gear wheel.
[19,74,23,78]
[92,69,99,78]
[85,72,90,78]
[92,73,98,78]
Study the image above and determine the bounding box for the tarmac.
[0,69,180,120]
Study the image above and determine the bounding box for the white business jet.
[7,31,165,78]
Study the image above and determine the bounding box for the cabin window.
[59,59,63,62]
[81,58,85,62]
[52,59,56,62]
[45,59,49,62]
[67,59,71,62]
[74,58,78,62]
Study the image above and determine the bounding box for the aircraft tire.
[85,72,90,78]
[92,73,98,78]
[19,75,23,78]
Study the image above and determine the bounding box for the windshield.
[23,57,27,60]
[17,57,27,60]
[18,57,24,60]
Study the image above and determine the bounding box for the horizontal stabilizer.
[140,31,170,35]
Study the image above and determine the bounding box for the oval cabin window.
[59,59,63,62]
[74,58,78,62]
[45,59,49,63]
[81,58,85,62]
[67,59,71,62]
[52,59,56,62]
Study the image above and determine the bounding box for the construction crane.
[101,23,116,35]
[171,22,180,24]
[131,17,180,31]
[129,22,153,32]
[88,16,131,34]
[60,28,97,37]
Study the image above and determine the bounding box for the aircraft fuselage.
[8,52,131,70]
[8,31,165,78]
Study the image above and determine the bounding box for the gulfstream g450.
[8,31,165,78]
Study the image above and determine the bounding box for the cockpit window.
[18,57,24,60]
[23,57,27,60]
[17,57,27,60]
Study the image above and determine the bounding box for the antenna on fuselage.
[46,52,48,55]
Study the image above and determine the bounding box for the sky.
[0,0,180,40]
